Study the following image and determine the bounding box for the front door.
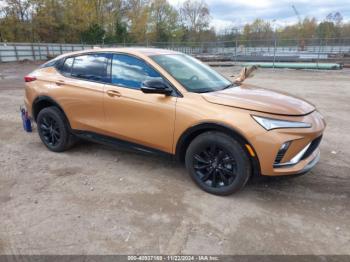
[103,54,177,154]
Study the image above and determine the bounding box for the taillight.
[24,76,36,82]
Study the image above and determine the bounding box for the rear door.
[103,53,177,153]
[55,53,109,132]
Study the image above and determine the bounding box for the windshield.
[150,54,233,93]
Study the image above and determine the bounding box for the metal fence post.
[38,44,42,60]
[46,44,49,59]
[234,39,237,63]
[31,43,36,61]
[273,38,277,69]
[14,44,19,61]
[317,39,322,69]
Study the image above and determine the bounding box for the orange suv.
[24,48,326,195]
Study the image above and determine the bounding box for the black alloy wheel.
[185,131,251,195]
[40,115,61,147]
[193,144,237,188]
[37,106,77,152]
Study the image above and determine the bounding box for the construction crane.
[292,5,301,24]
[291,4,305,50]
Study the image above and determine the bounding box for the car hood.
[202,84,315,116]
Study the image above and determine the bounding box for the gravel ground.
[0,61,349,255]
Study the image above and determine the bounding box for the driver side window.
[111,54,162,90]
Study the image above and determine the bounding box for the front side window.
[111,54,162,89]
[71,54,109,82]
[151,54,232,93]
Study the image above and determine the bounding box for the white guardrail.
[1,42,350,62]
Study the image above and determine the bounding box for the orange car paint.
[24,48,326,177]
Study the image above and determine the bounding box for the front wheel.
[185,131,251,195]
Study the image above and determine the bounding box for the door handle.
[106,90,121,97]
[55,80,65,86]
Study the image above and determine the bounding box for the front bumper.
[249,110,326,176]
[270,148,320,176]
[295,150,320,175]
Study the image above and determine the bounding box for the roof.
[115,47,181,56]
[55,47,181,60]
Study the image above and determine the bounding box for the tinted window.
[61,57,74,75]
[40,57,60,68]
[111,54,161,89]
[71,54,108,82]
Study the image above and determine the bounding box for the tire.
[185,131,251,195]
[37,106,76,152]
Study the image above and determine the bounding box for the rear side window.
[40,57,60,68]
[71,54,109,82]
[61,57,74,75]
[111,54,161,89]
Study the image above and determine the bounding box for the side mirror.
[141,79,172,96]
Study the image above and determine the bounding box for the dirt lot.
[0,61,349,255]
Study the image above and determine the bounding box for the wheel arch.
[175,122,261,177]
[32,96,70,127]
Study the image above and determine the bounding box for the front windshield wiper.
[222,83,234,90]
[197,89,214,93]
[194,83,236,93]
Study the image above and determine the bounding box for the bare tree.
[180,0,210,40]
[3,0,31,21]
[326,12,343,25]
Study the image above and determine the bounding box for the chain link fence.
[152,38,350,64]
[1,38,350,65]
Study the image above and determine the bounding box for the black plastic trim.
[72,130,173,160]
[32,96,69,125]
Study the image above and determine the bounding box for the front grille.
[275,151,286,164]
[301,135,323,160]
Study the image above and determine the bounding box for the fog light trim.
[274,142,311,168]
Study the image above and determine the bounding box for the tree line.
[0,0,349,44]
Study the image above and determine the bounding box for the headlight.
[252,115,312,130]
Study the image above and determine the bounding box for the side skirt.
[72,130,174,161]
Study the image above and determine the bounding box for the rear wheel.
[37,106,76,152]
[185,131,251,195]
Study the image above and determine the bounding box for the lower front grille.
[275,151,285,164]
[274,141,291,164]
[301,135,323,160]
[274,136,322,168]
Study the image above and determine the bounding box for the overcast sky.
[168,0,350,31]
